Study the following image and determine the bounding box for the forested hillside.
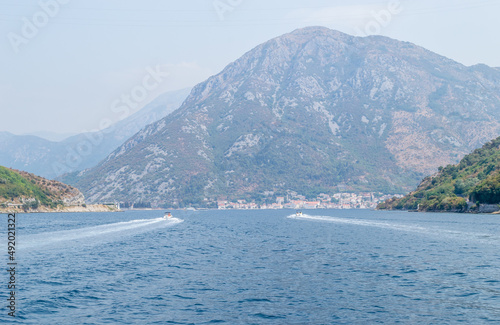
[379,136,500,212]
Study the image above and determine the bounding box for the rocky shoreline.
[0,204,121,214]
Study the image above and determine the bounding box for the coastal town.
[216,192,403,210]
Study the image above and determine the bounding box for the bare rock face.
[0,166,90,214]
[72,27,500,207]
[15,169,85,206]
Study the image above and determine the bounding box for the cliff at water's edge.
[0,166,119,213]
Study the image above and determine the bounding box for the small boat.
[296,210,303,216]
[164,212,172,219]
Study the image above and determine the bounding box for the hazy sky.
[1,0,499,138]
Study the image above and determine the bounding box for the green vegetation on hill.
[0,166,81,210]
[0,166,51,207]
[378,136,500,212]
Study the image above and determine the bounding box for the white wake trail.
[20,217,183,250]
[288,214,427,232]
[287,214,499,243]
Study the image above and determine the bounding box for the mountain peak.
[71,27,500,208]
[286,26,351,39]
[264,26,353,51]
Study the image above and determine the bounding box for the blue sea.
[2,209,500,324]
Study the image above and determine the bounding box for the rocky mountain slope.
[378,136,500,212]
[70,27,500,207]
[0,165,120,213]
[0,88,190,179]
[0,165,83,210]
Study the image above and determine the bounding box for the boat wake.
[288,214,428,232]
[287,214,499,243]
[20,217,183,250]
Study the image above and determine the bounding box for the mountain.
[0,165,119,213]
[25,131,78,142]
[0,88,191,179]
[70,27,500,207]
[378,136,500,212]
[0,165,83,211]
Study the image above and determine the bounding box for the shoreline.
[0,204,121,214]
[378,208,500,214]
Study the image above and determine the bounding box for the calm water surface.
[2,209,500,324]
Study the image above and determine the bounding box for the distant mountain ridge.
[0,88,191,179]
[23,131,77,142]
[69,27,500,207]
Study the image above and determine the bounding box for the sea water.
[2,209,500,324]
